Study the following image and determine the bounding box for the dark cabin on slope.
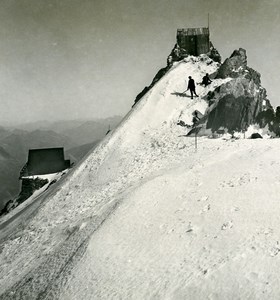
[20,147,70,177]
[176,27,210,56]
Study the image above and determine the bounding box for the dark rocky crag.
[0,177,48,216]
[197,48,273,134]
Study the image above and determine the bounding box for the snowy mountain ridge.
[0,51,279,299]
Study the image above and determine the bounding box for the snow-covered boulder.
[250,133,263,139]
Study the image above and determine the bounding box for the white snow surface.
[21,172,67,181]
[1,56,280,299]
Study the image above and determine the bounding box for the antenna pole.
[195,127,197,152]
[208,13,210,50]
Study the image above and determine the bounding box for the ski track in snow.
[1,56,280,299]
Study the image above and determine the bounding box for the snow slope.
[62,138,280,300]
[1,56,280,299]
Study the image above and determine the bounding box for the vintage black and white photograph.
[0,0,280,299]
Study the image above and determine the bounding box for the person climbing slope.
[187,76,198,99]
[201,73,212,87]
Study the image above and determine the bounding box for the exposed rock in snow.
[17,178,48,205]
[0,171,67,224]
[250,132,263,139]
[194,48,273,134]
[216,48,248,79]
[207,42,222,63]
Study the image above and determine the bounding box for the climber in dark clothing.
[201,73,212,87]
[192,111,200,125]
[187,76,198,99]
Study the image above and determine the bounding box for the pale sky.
[0,0,280,125]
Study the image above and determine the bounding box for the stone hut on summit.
[134,26,220,106]
[20,147,70,178]
[176,27,210,56]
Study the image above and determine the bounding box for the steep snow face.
[0,56,234,298]
[125,55,225,133]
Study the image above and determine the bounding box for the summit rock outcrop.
[199,48,272,134]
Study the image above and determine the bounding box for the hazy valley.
[0,116,122,210]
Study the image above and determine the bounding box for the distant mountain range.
[65,141,101,163]
[0,116,123,210]
[58,116,121,145]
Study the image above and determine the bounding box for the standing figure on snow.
[187,76,198,99]
[201,73,212,87]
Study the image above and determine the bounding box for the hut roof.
[20,147,70,177]
[177,27,209,36]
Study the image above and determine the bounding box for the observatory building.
[176,27,210,56]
